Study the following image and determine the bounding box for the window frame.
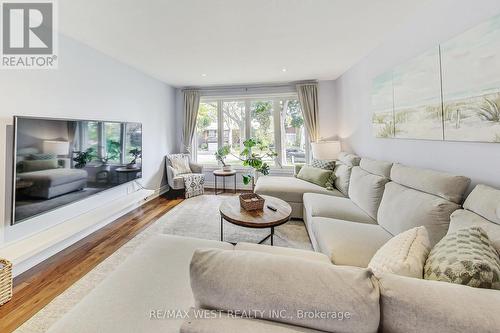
[193,94,310,168]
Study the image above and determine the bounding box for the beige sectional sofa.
[257,153,471,267]
[47,153,500,333]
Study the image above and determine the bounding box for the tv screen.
[12,116,142,224]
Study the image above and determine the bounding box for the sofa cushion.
[377,182,460,246]
[338,152,361,167]
[333,163,352,196]
[449,209,500,252]
[348,167,390,220]
[378,272,500,333]
[369,226,431,279]
[22,159,58,172]
[47,235,234,333]
[181,308,323,333]
[390,163,470,204]
[303,193,376,224]
[190,248,380,333]
[19,168,88,186]
[463,184,500,224]
[359,158,393,178]
[254,176,344,203]
[424,226,500,290]
[234,242,331,264]
[296,165,333,187]
[312,217,392,267]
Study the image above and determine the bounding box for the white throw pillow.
[169,154,192,174]
[368,226,431,278]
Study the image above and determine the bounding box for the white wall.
[335,0,500,190]
[0,35,177,273]
[318,80,337,140]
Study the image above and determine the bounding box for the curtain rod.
[182,80,317,92]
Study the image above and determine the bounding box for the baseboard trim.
[1,186,163,277]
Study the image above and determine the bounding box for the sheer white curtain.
[296,83,320,143]
[182,90,201,153]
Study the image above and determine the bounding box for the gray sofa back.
[448,184,500,252]
[332,152,361,196]
[348,158,392,220]
[377,164,470,245]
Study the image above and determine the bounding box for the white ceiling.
[59,0,429,87]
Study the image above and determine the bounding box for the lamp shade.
[43,140,70,156]
[311,141,341,160]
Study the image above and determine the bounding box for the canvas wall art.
[441,14,500,143]
[372,13,500,143]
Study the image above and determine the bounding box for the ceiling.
[59,0,429,87]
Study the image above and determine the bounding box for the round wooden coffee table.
[219,195,292,246]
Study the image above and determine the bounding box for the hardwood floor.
[0,195,183,333]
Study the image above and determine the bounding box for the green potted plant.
[72,148,96,169]
[239,138,277,188]
[127,148,142,169]
[215,145,232,171]
[218,138,277,189]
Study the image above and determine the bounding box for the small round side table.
[213,169,237,195]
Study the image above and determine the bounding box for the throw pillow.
[311,159,335,170]
[168,154,192,174]
[325,173,337,191]
[29,153,57,160]
[333,163,352,196]
[424,226,500,290]
[22,159,58,172]
[368,226,431,278]
[296,165,332,187]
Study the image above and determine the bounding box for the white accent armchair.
[165,154,204,190]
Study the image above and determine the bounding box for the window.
[194,94,308,167]
[125,123,142,163]
[222,101,246,165]
[250,100,275,165]
[195,101,218,164]
[282,99,306,165]
[103,122,122,164]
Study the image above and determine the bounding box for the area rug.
[15,194,312,332]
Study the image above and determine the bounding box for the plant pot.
[222,165,232,172]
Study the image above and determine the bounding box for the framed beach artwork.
[392,47,443,140]
[371,13,500,143]
[441,14,500,143]
[372,71,395,138]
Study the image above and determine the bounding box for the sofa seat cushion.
[377,182,460,246]
[47,235,234,333]
[234,242,330,264]
[348,167,390,220]
[303,193,376,224]
[254,176,344,203]
[312,217,392,267]
[378,272,500,333]
[19,168,88,187]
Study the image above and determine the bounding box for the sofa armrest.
[189,162,203,174]
[190,249,380,333]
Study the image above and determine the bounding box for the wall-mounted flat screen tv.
[12,116,142,224]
